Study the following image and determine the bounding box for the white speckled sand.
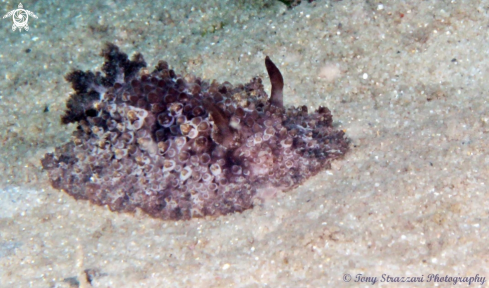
[1,0,489,287]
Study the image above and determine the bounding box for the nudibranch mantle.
[41,44,349,220]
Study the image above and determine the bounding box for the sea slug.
[41,44,349,220]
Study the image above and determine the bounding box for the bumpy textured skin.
[41,44,348,220]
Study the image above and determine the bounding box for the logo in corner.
[3,3,38,32]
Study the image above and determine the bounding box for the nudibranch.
[41,44,349,220]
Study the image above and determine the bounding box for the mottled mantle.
[41,44,349,220]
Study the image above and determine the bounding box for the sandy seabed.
[1,0,489,287]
